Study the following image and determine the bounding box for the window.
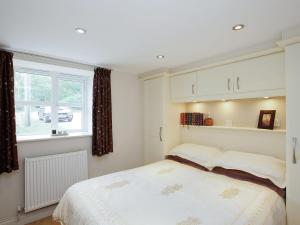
[14,68,89,136]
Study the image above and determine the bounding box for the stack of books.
[180,112,204,126]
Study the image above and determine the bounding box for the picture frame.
[257,110,276,130]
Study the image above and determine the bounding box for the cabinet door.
[171,72,197,99]
[144,135,164,164]
[144,77,164,164]
[197,64,234,96]
[286,44,300,225]
[233,53,285,93]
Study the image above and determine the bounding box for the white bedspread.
[53,160,286,225]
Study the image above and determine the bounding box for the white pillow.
[168,143,221,170]
[211,151,286,188]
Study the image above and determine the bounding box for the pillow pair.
[168,143,286,189]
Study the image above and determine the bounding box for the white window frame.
[15,67,89,136]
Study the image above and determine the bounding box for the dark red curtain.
[92,67,113,156]
[0,50,18,174]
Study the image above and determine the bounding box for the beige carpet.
[27,217,60,225]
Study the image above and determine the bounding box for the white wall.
[0,71,144,225]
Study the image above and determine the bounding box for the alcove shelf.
[181,125,286,134]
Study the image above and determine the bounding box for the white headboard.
[180,126,286,160]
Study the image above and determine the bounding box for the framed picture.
[258,110,276,130]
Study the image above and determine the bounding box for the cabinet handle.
[192,84,195,95]
[293,137,297,164]
[237,77,240,90]
[159,127,163,142]
[227,78,231,91]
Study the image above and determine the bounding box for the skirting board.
[0,205,56,225]
[0,218,17,225]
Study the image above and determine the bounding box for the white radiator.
[25,150,88,213]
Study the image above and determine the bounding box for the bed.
[53,159,286,225]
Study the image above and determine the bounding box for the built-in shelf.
[181,125,286,134]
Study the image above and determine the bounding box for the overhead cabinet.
[171,52,285,102]
[197,63,234,96]
[233,52,285,94]
[170,72,197,100]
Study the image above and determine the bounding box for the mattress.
[53,160,286,225]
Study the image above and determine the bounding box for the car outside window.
[14,68,88,136]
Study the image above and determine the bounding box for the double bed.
[53,158,286,225]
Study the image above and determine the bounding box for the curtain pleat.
[92,67,113,156]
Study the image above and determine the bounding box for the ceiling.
[1,0,300,74]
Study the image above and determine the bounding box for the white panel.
[285,43,300,225]
[144,77,164,164]
[197,64,234,96]
[25,150,88,213]
[233,53,285,93]
[144,77,164,137]
[171,72,197,99]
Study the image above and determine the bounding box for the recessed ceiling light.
[264,97,270,99]
[156,55,165,59]
[232,24,245,31]
[75,27,87,34]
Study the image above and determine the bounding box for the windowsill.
[17,132,92,143]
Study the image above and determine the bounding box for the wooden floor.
[27,217,60,225]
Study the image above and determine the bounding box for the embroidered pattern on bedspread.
[221,187,240,199]
[177,217,202,225]
[157,168,174,174]
[105,180,130,190]
[161,184,183,195]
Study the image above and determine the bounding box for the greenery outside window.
[14,68,88,136]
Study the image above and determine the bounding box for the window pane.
[14,72,25,101]
[31,73,52,102]
[16,105,52,136]
[58,80,83,105]
[14,71,52,102]
[58,107,82,130]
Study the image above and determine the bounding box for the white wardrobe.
[143,74,184,164]
[285,42,300,225]
[143,76,164,164]
[142,42,300,225]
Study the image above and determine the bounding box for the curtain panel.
[0,50,18,174]
[92,67,113,156]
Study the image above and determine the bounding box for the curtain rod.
[3,48,113,72]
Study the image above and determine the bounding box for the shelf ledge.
[181,125,286,134]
